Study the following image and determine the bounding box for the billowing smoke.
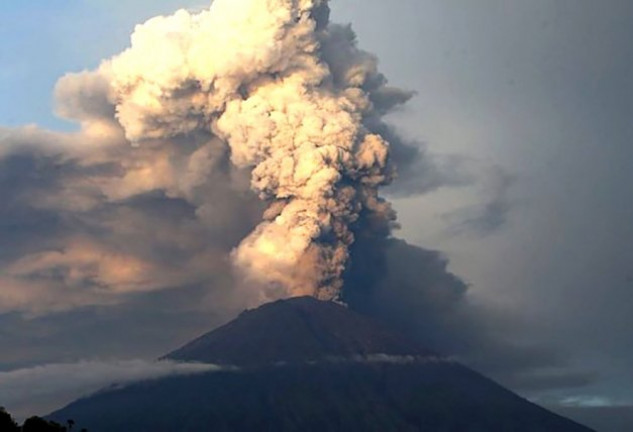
[0,0,586,398]
[86,0,411,301]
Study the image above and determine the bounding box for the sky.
[0,1,632,430]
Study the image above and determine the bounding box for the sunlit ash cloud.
[0,0,434,311]
[98,0,411,301]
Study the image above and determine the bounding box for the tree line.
[1,407,87,432]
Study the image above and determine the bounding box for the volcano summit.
[49,298,593,432]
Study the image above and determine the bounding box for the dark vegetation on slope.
[1,406,87,432]
[48,297,594,431]
[50,362,593,432]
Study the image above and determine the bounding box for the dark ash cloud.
[442,166,515,236]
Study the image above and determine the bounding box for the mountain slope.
[163,296,434,366]
[49,297,594,432]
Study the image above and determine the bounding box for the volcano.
[163,296,435,366]
[48,297,593,431]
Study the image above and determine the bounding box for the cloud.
[0,0,460,314]
[442,166,515,236]
[341,237,599,394]
[0,0,599,416]
[503,370,598,393]
[54,70,116,124]
[558,395,625,408]
[547,405,633,432]
[0,95,262,315]
[0,360,222,420]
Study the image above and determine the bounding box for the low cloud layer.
[0,360,221,420]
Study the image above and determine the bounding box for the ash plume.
[90,0,411,301]
[0,0,582,395]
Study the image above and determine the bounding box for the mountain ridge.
[163,296,436,367]
[49,296,595,432]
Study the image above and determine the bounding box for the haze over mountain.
[49,297,594,432]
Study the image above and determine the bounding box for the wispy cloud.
[559,395,631,408]
[442,166,515,237]
[0,359,221,420]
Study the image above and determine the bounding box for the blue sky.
[0,0,199,129]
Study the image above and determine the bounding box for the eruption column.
[100,0,401,300]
